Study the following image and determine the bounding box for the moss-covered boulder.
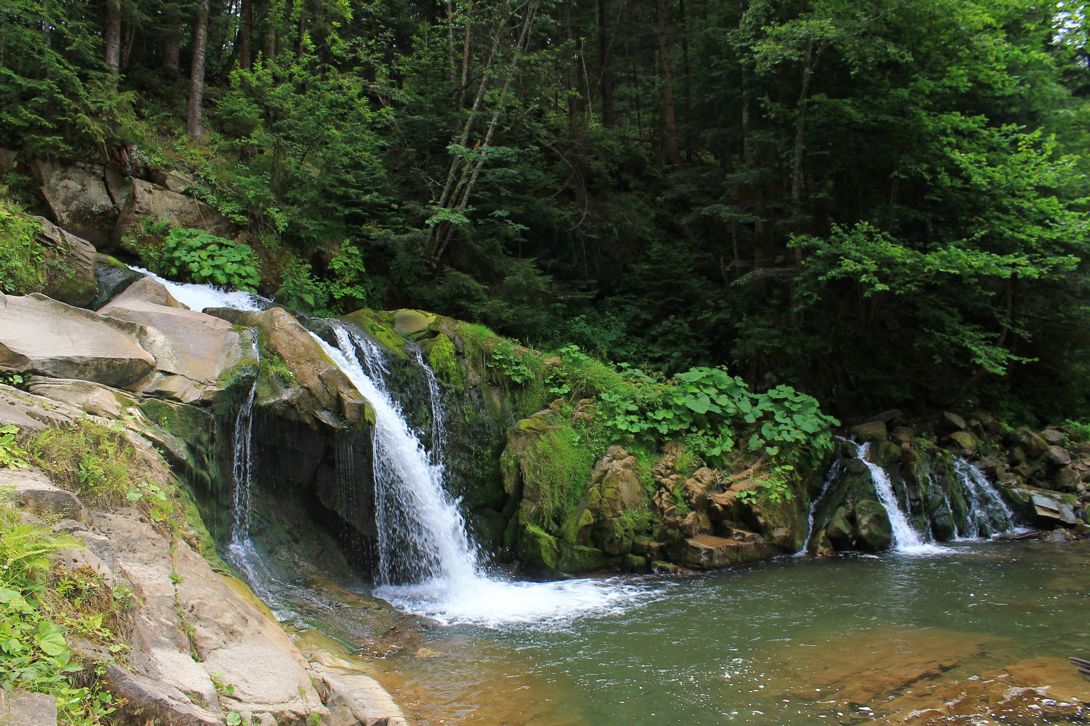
[563,446,651,556]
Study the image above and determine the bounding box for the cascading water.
[128,265,267,312]
[854,442,946,554]
[410,345,446,465]
[312,321,652,627]
[795,459,840,556]
[953,458,1017,538]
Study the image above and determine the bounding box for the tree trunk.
[656,0,680,164]
[239,0,253,70]
[187,0,211,140]
[597,0,614,127]
[105,0,121,74]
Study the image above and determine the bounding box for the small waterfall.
[128,265,268,312]
[953,458,1016,538]
[796,459,840,556]
[223,336,280,602]
[854,442,940,553]
[312,321,649,626]
[410,345,446,465]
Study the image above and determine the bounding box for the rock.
[209,307,366,426]
[941,411,967,431]
[890,426,914,446]
[101,278,247,403]
[1053,466,1080,492]
[680,510,712,537]
[850,420,887,443]
[33,217,97,306]
[27,376,136,419]
[665,534,778,569]
[92,254,142,309]
[1040,428,1066,446]
[0,468,85,521]
[32,160,123,246]
[106,666,220,725]
[391,309,437,340]
[113,179,234,246]
[854,499,893,550]
[948,430,978,454]
[148,167,196,195]
[312,663,409,726]
[1011,426,1047,458]
[565,446,649,555]
[0,689,57,726]
[0,293,155,388]
[1045,445,1072,468]
[1031,493,1077,526]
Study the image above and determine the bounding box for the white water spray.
[953,458,1017,539]
[854,442,946,555]
[795,460,839,556]
[128,265,267,312]
[313,322,652,627]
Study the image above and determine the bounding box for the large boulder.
[113,179,234,246]
[32,160,127,246]
[564,446,650,555]
[850,420,887,443]
[101,278,248,404]
[209,306,367,426]
[0,293,155,389]
[0,690,57,726]
[34,217,97,306]
[665,534,778,569]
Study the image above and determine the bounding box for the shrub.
[126,224,260,291]
[0,198,45,295]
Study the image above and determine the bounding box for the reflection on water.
[358,541,1090,725]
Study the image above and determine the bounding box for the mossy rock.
[854,499,892,550]
[517,525,561,571]
[391,309,438,340]
[340,309,409,358]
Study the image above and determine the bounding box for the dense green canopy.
[2,0,1089,422]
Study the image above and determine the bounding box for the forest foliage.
[2,0,1090,422]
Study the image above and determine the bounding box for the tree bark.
[597,0,614,127]
[187,0,211,140]
[105,0,121,74]
[239,0,253,70]
[656,0,680,164]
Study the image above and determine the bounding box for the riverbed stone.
[1053,466,1080,493]
[666,534,779,569]
[1040,428,1066,446]
[948,430,978,454]
[92,254,142,309]
[0,293,155,388]
[941,411,967,431]
[854,499,893,550]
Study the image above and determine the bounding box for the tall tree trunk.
[656,0,680,164]
[597,0,614,127]
[239,0,253,69]
[105,0,121,74]
[187,0,211,140]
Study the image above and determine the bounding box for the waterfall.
[128,265,268,312]
[312,321,649,626]
[854,442,944,554]
[410,345,445,465]
[223,335,280,603]
[953,458,1016,538]
[795,459,840,556]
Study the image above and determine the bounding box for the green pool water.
[368,540,1090,724]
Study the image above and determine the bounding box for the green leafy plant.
[0,198,45,295]
[487,342,536,385]
[125,480,175,524]
[0,424,30,470]
[0,372,27,389]
[126,224,260,291]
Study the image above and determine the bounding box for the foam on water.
[129,265,267,312]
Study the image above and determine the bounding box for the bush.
[0,197,45,295]
[126,224,261,291]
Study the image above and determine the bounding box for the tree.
[187,0,210,139]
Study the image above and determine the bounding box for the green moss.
[424,333,465,392]
[514,415,596,531]
[341,309,409,358]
